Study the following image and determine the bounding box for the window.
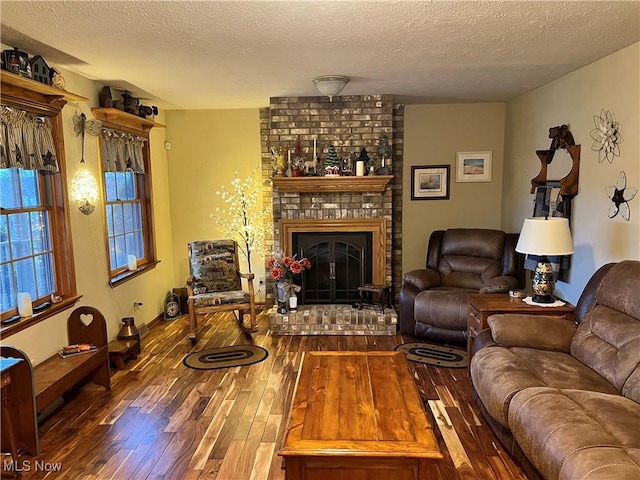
[98,128,156,282]
[0,100,76,325]
[104,171,145,271]
[0,168,55,313]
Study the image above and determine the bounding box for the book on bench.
[58,344,98,358]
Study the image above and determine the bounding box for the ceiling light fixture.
[312,75,350,101]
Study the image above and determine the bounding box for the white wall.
[3,66,176,365]
[502,43,640,304]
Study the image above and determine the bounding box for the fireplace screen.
[293,232,372,304]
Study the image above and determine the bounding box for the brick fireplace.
[260,95,404,312]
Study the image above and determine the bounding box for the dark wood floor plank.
[16,311,527,480]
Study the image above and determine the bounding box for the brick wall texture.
[260,95,404,307]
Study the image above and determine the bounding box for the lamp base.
[531,294,555,304]
[531,256,557,304]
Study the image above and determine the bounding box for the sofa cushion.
[414,288,474,331]
[571,260,640,402]
[192,290,249,307]
[471,347,619,427]
[509,387,640,480]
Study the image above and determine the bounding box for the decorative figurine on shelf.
[121,91,140,115]
[377,134,391,175]
[342,155,353,175]
[50,67,65,90]
[99,86,114,108]
[357,148,370,176]
[291,139,305,177]
[30,55,51,85]
[271,146,287,177]
[138,104,158,119]
[324,145,340,176]
[1,47,22,75]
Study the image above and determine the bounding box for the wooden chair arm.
[238,272,255,281]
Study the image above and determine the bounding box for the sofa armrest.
[402,268,441,290]
[487,314,577,353]
[479,275,519,294]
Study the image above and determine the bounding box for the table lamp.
[515,216,574,303]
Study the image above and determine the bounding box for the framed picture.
[411,165,450,200]
[456,151,492,182]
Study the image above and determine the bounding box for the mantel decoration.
[268,252,311,313]
[606,171,637,221]
[210,167,270,272]
[324,144,340,176]
[590,109,622,164]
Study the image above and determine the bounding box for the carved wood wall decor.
[531,124,581,196]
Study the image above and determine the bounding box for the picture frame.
[411,165,450,200]
[456,151,492,182]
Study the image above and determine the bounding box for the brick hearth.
[270,304,397,336]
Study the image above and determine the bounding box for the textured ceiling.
[1,1,638,110]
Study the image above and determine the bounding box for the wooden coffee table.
[280,351,443,480]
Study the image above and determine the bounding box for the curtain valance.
[0,106,59,172]
[99,128,146,173]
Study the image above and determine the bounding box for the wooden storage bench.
[0,306,111,456]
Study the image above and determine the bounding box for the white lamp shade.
[312,75,349,98]
[516,217,574,256]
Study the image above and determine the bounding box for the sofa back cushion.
[571,261,640,401]
[436,229,505,290]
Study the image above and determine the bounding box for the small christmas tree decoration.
[324,144,340,176]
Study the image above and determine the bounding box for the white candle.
[288,149,291,164]
[127,254,137,271]
[17,292,33,317]
[289,294,298,310]
[313,139,317,159]
[356,161,365,176]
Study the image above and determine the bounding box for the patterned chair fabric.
[189,240,245,305]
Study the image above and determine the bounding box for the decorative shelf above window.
[91,107,165,133]
[271,175,393,193]
[1,70,88,105]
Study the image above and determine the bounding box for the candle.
[313,139,317,159]
[288,149,291,164]
[17,292,33,317]
[127,254,137,271]
[356,161,365,176]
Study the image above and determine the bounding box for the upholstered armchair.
[186,240,257,343]
[400,229,522,343]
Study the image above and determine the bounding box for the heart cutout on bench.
[79,313,94,326]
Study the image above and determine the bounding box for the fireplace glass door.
[293,232,372,304]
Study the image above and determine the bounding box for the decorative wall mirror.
[531,124,581,197]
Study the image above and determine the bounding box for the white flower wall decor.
[606,171,637,221]
[590,109,622,163]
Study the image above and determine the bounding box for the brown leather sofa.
[471,260,640,480]
[400,228,522,343]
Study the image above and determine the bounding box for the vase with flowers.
[267,252,311,311]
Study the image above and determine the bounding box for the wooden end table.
[280,351,442,480]
[467,293,575,363]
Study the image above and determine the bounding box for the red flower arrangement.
[267,252,311,282]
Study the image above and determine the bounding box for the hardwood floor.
[11,310,527,480]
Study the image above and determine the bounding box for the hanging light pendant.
[312,75,350,101]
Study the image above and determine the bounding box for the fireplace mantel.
[272,175,392,193]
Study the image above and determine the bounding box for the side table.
[108,339,141,370]
[467,294,575,364]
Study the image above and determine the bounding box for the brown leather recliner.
[400,228,522,343]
